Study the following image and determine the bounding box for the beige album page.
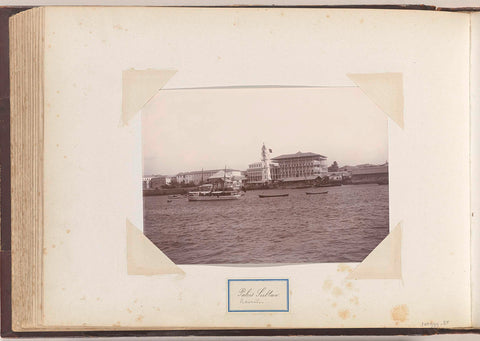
[41,7,471,328]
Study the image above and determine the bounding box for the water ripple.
[144,184,389,264]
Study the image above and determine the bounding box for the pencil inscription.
[238,287,279,298]
[228,280,288,312]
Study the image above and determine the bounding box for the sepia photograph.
[142,87,389,264]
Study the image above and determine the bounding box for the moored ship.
[187,184,242,201]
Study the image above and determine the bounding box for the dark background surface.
[0,5,478,338]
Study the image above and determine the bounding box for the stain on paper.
[338,309,350,320]
[332,287,343,297]
[391,304,409,323]
[349,296,359,305]
[322,279,333,291]
[337,264,352,273]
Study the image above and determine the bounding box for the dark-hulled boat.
[258,193,289,198]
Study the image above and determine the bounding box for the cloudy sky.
[142,87,388,176]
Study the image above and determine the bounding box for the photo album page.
[32,7,474,329]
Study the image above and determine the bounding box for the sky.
[142,87,388,176]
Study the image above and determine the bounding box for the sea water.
[143,184,389,264]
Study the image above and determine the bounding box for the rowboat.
[306,191,328,195]
[258,193,289,198]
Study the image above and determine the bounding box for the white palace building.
[272,151,328,179]
[246,147,328,184]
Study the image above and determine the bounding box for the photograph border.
[140,84,391,267]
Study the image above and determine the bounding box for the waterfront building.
[270,165,280,180]
[246,162,263,183]
[271,151,328,179]
[207,169,244,189]
[149,176,172,189]
[246,162,281,184]
[351,164,388,184]
[176,169,241,185]
[278,175,320,188]
[142,175,154,189]
[245,144,281,184]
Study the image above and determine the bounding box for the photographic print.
[142,87,389,264]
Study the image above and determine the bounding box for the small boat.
[167,194,183,199]
[167,199,172,203]
[306,191,328,195]
[258,193,289,198]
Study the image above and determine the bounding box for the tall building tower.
[261,143,272,182]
